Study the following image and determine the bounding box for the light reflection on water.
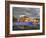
[13,22,40,30]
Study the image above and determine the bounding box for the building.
[18,16,33,22]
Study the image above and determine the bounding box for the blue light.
[15,22,33,25]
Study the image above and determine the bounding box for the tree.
[13,16,17,22]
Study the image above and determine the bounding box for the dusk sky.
[13,7,40,18]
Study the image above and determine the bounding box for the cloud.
[13,7,40,18]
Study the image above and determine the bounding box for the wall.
[0,0,46,38]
